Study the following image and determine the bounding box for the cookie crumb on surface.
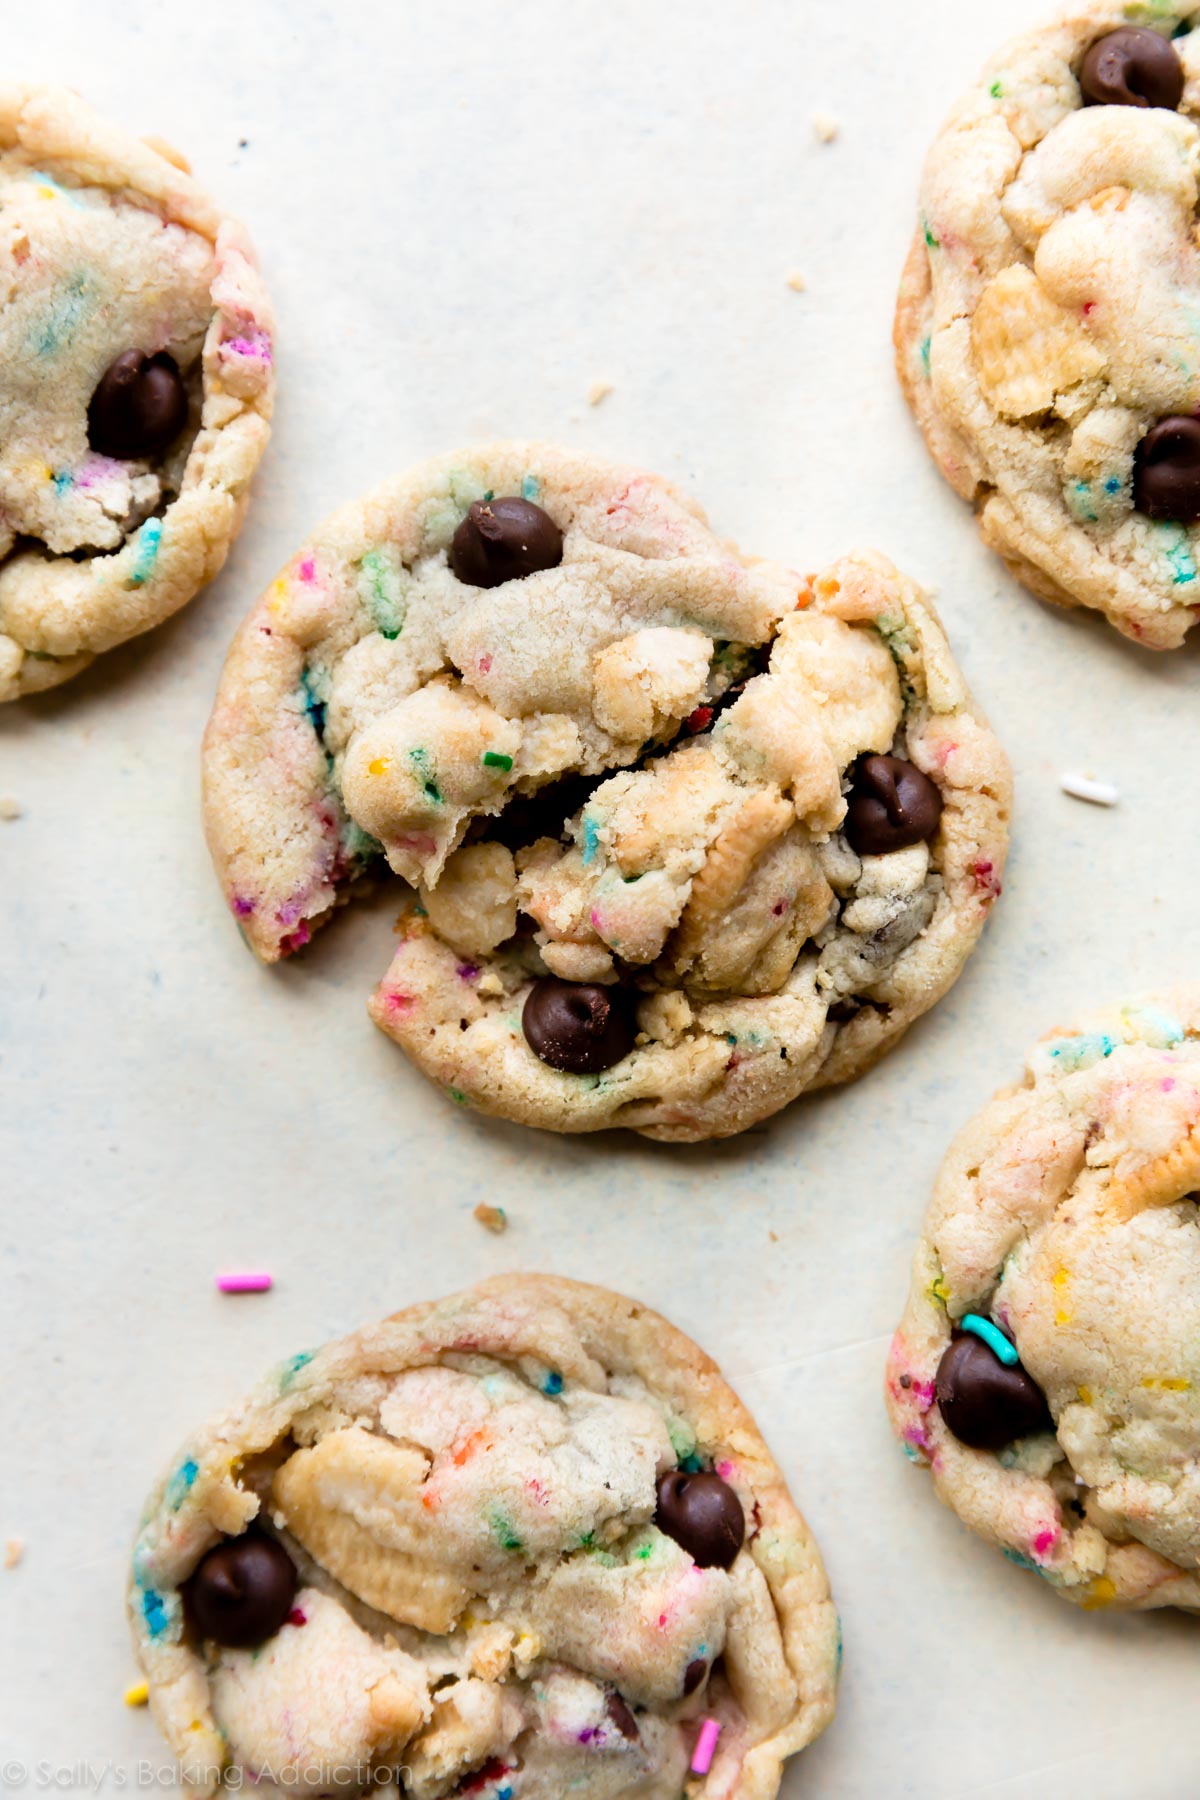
[812,112,839,143]
[473,1202,508,1234]
[786,270,807,293]
[587,380,614,407]
[5,1537,23,1569]
[1061,772,1119,807]
[0,797,21,820]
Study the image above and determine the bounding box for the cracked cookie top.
[887,989,1200,1611]
[203,443,1009,1141]
[129,1275,838,1799]
[0,85,273,699]
[896,5,1200,647]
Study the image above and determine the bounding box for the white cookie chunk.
[0,86,273,699]
[204,446,1010,1139]
[129,1276,839,1799]
[888,989,1200,1610]
[896,5,1200,647]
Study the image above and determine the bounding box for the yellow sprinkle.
[123,1681,149,1707]
[1081,1575,1116,1610]
[1053,1267,1073,1326]
[368,757,391,776]
[1142,1376,1191,1391]
[1077,1386,1093,1406]
[36,184,57,200]
[930,1276,950,1307]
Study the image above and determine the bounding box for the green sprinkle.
[989,78,1003,99]
[356,547,409,638]
[521,473,541,501]
[961,1314,1018,1365]
[922,216,940,251]
[280,1351,315,1391]
[490,1509,522,1552]
[448,1087,468,1105]
[482,751,513,770]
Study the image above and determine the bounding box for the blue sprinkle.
[1104,476,1121,495]
[961,1315,1018,1365]
[301,667,327,739]
[129,517,162,587]
[141,1587,169,1638]
[582,815,600,865]
[52,470,73,496]
[280,1350,314,1391]
[542,1370,564,1396]
[678,1453,705,1474]
[1046,1032,1116,1072]
[834,1615,844,1676]
[1002,1548,1038,1572]
[166,1459,198,1511]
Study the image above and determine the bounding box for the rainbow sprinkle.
[691,1717,722,1775]
[961,1314,1018,1366]
[216,1271,273,1294]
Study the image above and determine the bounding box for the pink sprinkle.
[1163,1078,1177,1092]
[383,989,416,1015]
[231,894,255,918]
[396,832,439,856]
[216,1271,273,1294]
[691,1718,721,1776]
[716,1459,734,1480]
[478,654,493,674]
[456,962,480,981]
[1032,1526,1059,1561]
[286,1607,307,1627]
[221,332,273,363]
[298,558,316,583]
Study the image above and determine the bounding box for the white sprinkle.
[587,379,614,407]
[1061,772,1119,807]
[785,270,807,293]
[812,112,839,143]
[0,797,21,820]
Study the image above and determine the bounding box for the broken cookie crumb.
[587,380,614,407]
[5,1537,24,1569]
[474,1202,508,1234]
[0,797,21,820]
[812,112,839,143]
[786,270,807,293]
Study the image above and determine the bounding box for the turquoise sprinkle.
[582,815,600,865]
[1046,1032,1116,1072]
[919,334,932,375]
[542,1370,564,1396]
[52,470,73,496]
[678,1452,705,1474]
[1129,1006,1184,1047]
[129,518,162,587]
[961,1315,1018,1366]
[1162,529,1197,586]
[280,1350,314,1391]
[835,1615,844,1676]
[1002,1548,1038,1572]
[521,473,541,501]
[141,1587,169,1638]
[165,1459,198,1511]
[28,170,85,208]
[1104,476,1121,495]
[32,272,92,356]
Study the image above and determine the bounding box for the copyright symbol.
[2,1761,27,1786]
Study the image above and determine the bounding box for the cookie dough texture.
[896,5,1200,647]
[887,989,1200,1610]
[204,444,1010,1140]
[129,1274,838,1798]
[0,85,273,699]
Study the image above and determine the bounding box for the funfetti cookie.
[129,1274,839,1797]
[0,86,273,700]
[887,990,1200,1611]
[896,6,1200,648]
[203,443,1010,1141]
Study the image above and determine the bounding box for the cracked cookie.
[896,6,1200,647]
[129,1274,838,1797]
[0,85,273,699]
[887,989,1200,1610]
[203,443,1010,1140]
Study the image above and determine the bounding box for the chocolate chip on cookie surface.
[895,6,1200,647]
[0,85,273,700]
[888,989,1200,1610]
[203,443,1010,1140]
[129,1275,838,1797]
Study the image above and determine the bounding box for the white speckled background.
[2,0,1198,1792]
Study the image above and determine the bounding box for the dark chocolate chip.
[935,1332,1053,1451]
[605,1693,639,1740]
[683,1658,709,1696]
[655,1469,745,1570]
[1133,415,1200,521]
[489,773,600,852]
[87,350,189,459]
[522,978,636,1074]
[184,1531,297,1648]
[449,497,563,587]
[844,754,943,856]
[1079,27,1184,109]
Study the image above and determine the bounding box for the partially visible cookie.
[129,1274,839,1797]
[896,6,1200,647]
[0,86,273,699]
[887,990,1200,1610]
[203,443,1010,1141]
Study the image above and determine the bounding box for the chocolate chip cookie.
[0,85,273,699]
[888,990,1200,1610]
[896,7,1200,647]
[203,443,1010,1140]
[129,1275,838,1796]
